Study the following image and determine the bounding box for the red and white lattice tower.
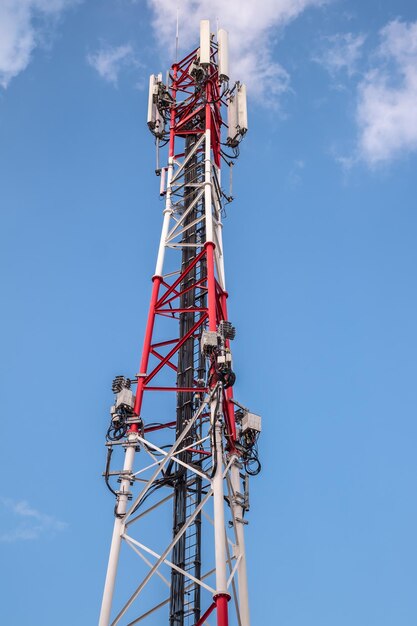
[99,20,261,626]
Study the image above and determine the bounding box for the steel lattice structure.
[99,21,261,626]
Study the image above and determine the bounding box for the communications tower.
[99,20,261,626]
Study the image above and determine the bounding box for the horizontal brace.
[167,243,202,248]
[174,129,205,135]
[170,178,205,197]
[154,312,178,319]
[145,386,208,393]
[155,307,208,314]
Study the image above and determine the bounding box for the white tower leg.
[231,459,250,626]
[99,433,138,626]
[212,409,228,597]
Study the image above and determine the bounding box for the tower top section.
[147,19,248,166]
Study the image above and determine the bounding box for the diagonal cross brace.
[111,490,213,624]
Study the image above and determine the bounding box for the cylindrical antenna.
[200,20,210,65]
[175,6,179,62]
[159,166,167,195]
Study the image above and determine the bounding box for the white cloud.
[87,44,138,86]
[356,19,417,166]
[0,0,77,89]
[0,498,68,542]
[147,0,325,104]
[313,32,366,77]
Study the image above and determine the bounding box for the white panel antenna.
[227,84,248,146]
[147,74,156,126]
[217,29,229,82]
[200,20,211,66]
[154,109,165,138]
[227,94,239,147]
[148,73,165,137]
[237,83,248,134]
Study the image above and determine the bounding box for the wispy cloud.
[313,32,366,77]
[148,0,326,105]
[0,0,78,89]
[355,19,417,166]
[87,43,139,86]
[0,498,68,542]
[287,158,305,188]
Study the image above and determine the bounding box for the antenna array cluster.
[147,21,248,150]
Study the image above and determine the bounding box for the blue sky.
[1,0,417,624]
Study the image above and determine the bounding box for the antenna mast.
[175,7,179,62]
[99,20,261,626]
